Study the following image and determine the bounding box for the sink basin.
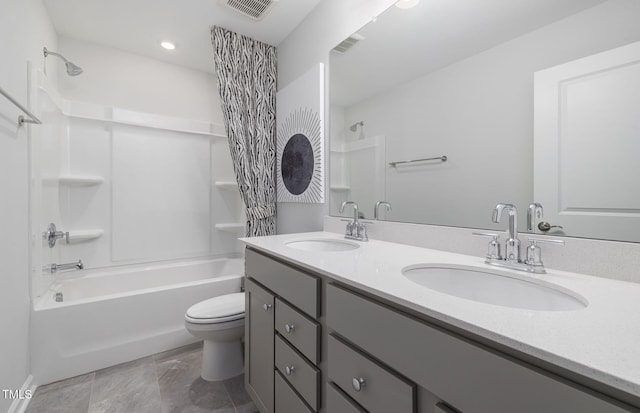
[285,239,360,252]
[402,265,587,311]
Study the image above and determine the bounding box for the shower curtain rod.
[0,85,41,126]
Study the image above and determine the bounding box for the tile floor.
[26,343,257,413]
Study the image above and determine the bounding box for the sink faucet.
[492,203,520,262]
[374,201,392,220]
[527,203,543,233]
[340,201,369,241]
[475,203,564,274]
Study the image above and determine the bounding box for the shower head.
[349,121,364,132]
[44,47,83,76]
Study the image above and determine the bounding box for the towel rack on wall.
[388,155,447,167]
[0,85,41,126]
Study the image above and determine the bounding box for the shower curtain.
[212,26,277,237]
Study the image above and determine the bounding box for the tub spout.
[45,260,83,273]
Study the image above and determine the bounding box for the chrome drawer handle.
[285,365,295,376]
[352,377,366,392]
[263,303,272,311]
[284,323,295,333]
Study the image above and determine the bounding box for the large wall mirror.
[329,0,640,243]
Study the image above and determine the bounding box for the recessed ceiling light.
[395,0,419,9]
[160,41,176,50]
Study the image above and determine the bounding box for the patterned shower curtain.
[212,26,277,237]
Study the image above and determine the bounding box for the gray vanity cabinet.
[245,278,275,413]
[245,249,322,413]
[245,248,638,413]
[326,283,635,413]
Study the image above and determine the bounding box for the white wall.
[0,0,57,410]
[57,37,223,124]
[340,0,640,230]
[276,0,396,233]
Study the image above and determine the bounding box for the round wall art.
[276,64,325,203]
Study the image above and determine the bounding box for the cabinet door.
[245,278,275,413]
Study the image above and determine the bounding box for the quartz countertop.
[241,231,640,399]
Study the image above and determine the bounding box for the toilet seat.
[185,293,245,324]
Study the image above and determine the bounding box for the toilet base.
[201,339,244,381]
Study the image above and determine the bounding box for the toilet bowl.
[184,292,245,381]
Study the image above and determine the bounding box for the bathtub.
[31,257,244,385]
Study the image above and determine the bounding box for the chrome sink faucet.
[475,203,564,274]
[527,203,543,233]
[492,203,520,262]
[340,201,369,241]
[374,201,392,220]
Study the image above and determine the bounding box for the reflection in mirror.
[329,0,640,242]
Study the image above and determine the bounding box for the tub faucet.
[492,203,520,262]
[44,260,84,274]
[340,201,368,241]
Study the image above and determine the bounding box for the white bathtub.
[31,257,244,385]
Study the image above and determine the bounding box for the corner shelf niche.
[215,223,245,233]
[215,181,238,191]
[65,229,104,243]
[58,174,105,186]
[329,185,350,192]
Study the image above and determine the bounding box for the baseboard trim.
[7,374,36,413]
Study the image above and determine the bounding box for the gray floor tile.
[88,357,163,413]
[25,345,254,413]
[25,372,94,413]
[156,348,235,413]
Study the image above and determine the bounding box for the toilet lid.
[186,293,245,324]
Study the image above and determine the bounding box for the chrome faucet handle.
[525,237,564,272]
[473,232,502,260]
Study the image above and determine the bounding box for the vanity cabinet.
[326,283,634,413]
[245,278,275,413]
[244,247,640,413]
[245,249,322,413]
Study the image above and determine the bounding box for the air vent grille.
[332,33,365,53]
[220,0,278,21]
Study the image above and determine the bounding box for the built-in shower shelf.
[215,181,239,191]
[65,229,104,243]
[329,185,350,192]
[215,223,245,233]
[58,175,105,186]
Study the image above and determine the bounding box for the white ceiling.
[42,0,321,74]
[331,0,608,107]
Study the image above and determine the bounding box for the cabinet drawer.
[327,382,367,413]
[246,249,319,317]
[327,283,630,413]
[275,297,320,364]
[275,334,320,411]
[328,334,415,413]
[275,371,313,413]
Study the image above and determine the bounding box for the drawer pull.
[285,323,296,333]
[285,365,295,376]
[352,377,366,392]
[263,303,272,311]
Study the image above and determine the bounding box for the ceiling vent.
[220,0,279,21]
[332,33,365,54]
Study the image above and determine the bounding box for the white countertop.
[241,231,640,399]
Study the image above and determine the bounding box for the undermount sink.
[285,239,360,252]
[402,264,587,311]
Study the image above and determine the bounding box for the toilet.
[184,292,245,381]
